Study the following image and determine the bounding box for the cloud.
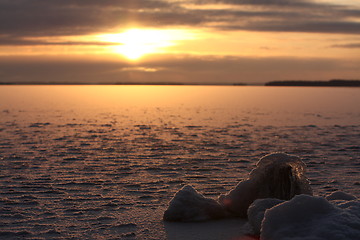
[0,0,176,37]
[0,36,122,46]
[186,0,360,34]
[120,67,161,72]
[1,0,360,47]
[1,54,358,84]
[238,21,360,34]
[191,0,315,7]
[0,0,197,37]
[331,43,360,48]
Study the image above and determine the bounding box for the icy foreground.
[249,193,360,240]
[163,185,227,221]
[164,153,312,221]
[164,153,360,239]
[219,152,313,217]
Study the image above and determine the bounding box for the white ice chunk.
[219,153,312,217]
[247,198,284,235]
[163,185,227,222]
[261,194,360,240]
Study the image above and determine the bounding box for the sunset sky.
[1,0,360,84]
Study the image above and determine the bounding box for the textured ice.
[260,194,360,240]
[163,185,227,222]
[219,153,313,217]
[247,198,284,235]
[1,86,360,239]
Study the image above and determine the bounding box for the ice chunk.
[247,198,284,235]
[163,185,227,222]
[219,153,312,217]
[164,153,313,221]
[326,190,357,201]
[261,194,360,240]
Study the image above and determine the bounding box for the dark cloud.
[0,0,360,47]
[0,35,121,46]
[1,55,358,84]
[331,43,360,48]
[193,0,314,7]
[0,0,193,37]
[188,0,360,34]
[235,21,360,34]
[0,56,128,84]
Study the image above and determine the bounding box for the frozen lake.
[0,85,359,239]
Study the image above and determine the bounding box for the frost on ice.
[258,194,360,240]
[247,198,284,235]
[164,153,312,221]
[163,185,227,222]
[219,153,312,217]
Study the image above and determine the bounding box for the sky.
[0,0,360,84]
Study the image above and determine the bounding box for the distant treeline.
[265,79,360,87]
[1,80,359,86]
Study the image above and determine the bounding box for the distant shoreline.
[0,79,359,87]
[265,79,360,87]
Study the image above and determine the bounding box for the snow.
[260,194,360,240]
[247,198,284,235]
[164,153,360,240]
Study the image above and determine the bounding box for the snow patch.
[260,194,360,240]
[247,198,284,235]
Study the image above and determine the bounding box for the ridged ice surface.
[0,86,359,239]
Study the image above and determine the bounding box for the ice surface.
[164,218,250,240]
[163,185,227,222]
[261,194,360,240]
[247,198,284,235]
[1,86,360,239]
[219,153,313,217]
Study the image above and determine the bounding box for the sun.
[100,28,194,60]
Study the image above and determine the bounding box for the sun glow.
[100,29,195,60]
